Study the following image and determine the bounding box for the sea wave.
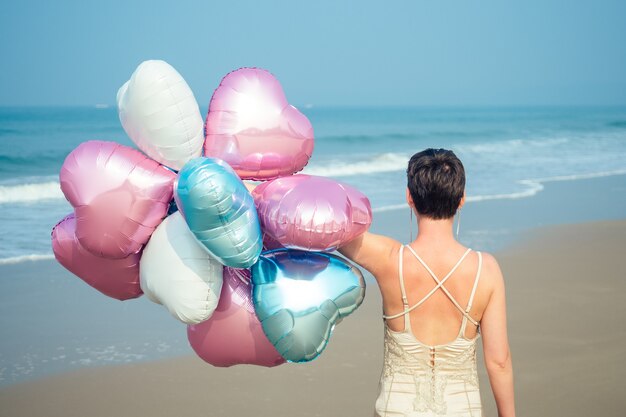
[0,128,18,136]
[464,180,545,202]
[0,253,55,265]
[303,137,576,178]
[531,168,626,183]
[373,168,626,211]
[608,120,626,128]
[316,132,416,142]
[0,180,64,204]
[456,136,570,154]
[303,152,409,177]
[0,153,66,167]
[316,129,501,143]
[372,204,408,213]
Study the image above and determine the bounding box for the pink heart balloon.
[204,68,314,181]
[262,231,284,251]
[252,174,373,251]
[60,140,176,259]
[51,213,143,301]
[187,267,285,367]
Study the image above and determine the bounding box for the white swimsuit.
[375,245,484,417]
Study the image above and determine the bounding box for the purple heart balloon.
[252,174,372,251]
[51,213,143,301]
[204,68,314,181]
[187,267,285,367]
[59,140,176,259]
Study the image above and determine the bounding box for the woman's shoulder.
[473,250,505,298]
[478,251,503,275]
[476,251,501,273]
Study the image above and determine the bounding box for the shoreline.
[370,172,626,253]
[1,218,625,416]
[2,171,626,264]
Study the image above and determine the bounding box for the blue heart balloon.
[175,157,262,268]
[251,249,366,363]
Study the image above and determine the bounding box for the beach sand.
[1,218,625,416]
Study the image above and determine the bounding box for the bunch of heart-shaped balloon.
[51,60,372,366]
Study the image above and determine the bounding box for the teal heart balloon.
[251,249,366,362]
[175,157,262,268]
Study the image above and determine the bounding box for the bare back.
[377,241,492,346]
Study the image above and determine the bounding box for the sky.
[1,0,625,106]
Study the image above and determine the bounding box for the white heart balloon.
[117,60,204,170]
[140,211,223,324]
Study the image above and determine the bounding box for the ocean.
[1,105,626,263]
[1,105,626,387]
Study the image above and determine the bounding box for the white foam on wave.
[468,169,626,202]
[303,137,576,178]
[373,168,626,212]
[464,179,545,202]
[0,253,55,265]
[0,181,64,204]
[456,136,570,154]
[303,152,408,177]
[373,204,408,213]
[529,168,626,183]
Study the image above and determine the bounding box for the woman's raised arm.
[338,232,399,278]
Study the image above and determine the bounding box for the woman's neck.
[413,214,458,247]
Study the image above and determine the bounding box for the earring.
[455,208,462,238]
[410,208,414,242]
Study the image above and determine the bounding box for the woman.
[338,149,515,417]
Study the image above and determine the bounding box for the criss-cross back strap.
[382,246,408,322]
[382,245,473,321]
[397,245,408,307]
[467,251,483,309]
[460,251,483,331]
[405,245,482,329]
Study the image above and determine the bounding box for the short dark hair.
[406,148,465,219]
